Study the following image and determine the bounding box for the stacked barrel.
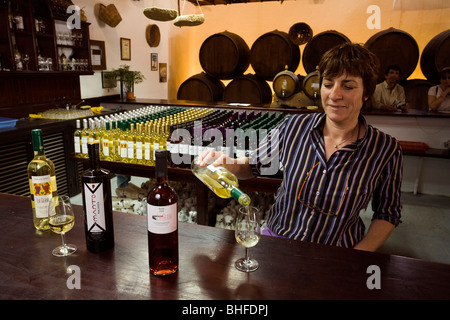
[178,30,296,105]
[178,27,449,110]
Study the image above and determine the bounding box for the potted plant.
[111,65,145,101]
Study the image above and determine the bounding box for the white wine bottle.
[73,119,82,157]
[191,157,251,206]
[27,129,58,231]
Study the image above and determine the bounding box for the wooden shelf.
[70,154,282,226]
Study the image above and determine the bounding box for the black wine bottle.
[82,142,115,253]
[147,149,179,276]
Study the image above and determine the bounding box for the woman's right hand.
[196,150,231,167]
[195,150,253,180]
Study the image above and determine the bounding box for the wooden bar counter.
[1,193,449,301]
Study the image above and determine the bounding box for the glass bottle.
[27,129,58,231]
[14,44,23,71]
[73,119,82,157]
[147,149,179,276]
[191,157,251,207]
[80,118,89,159]
[81,142,115,253]
[135,123,145,165]
[127,122,137,164]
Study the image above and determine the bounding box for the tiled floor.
[72,177,450,265]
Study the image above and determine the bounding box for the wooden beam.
[187,0,283,5]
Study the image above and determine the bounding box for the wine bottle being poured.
[191,156,251,207]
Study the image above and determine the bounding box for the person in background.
[198,43,403,252]
[428,67,450,112]
[371,65,408,111]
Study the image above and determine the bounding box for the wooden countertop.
[1,193,449,302]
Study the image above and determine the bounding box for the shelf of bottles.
[0,0,91,73]
[73,105,287,169]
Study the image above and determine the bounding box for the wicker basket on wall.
[99,4,122,28]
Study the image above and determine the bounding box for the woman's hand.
[195,150,253,180]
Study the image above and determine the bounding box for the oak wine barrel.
[404,79,435,111]
[273,69,301,99]
[420,29,450,83]
[177,73,224,102]
[302,70,321,99]
[302,30,350,74]
[250,30,300,81]
[223,74,272,105]
[364,27,419,82]
[199,31,250,80]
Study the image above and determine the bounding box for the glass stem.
[61,232,67,248]
[245,248,249,263]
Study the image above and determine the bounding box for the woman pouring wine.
[197,42,403,252]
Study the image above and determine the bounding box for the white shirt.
[428,85,450,111]
[372,81,406,109]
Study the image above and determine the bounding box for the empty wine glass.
[235,206,260,272]
[48,195,77,257]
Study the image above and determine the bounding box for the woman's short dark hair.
[319,42,380,104]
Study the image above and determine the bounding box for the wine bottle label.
[147,203,177,234]
[120,141,127,158]
[136,141,143,159]
[30,175,53,218]
[83,182,107,234]
[127,140,134,158]
[102,138,109,156]
[81,137,88,154]
[170,143,179,154]
[166,141,173,153]
[74,136,81,153]
[144,142,151,160]
[179,143,189,155]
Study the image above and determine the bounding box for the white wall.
[365,115,450,196]
[73,0,172,99]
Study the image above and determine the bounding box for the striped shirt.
[249,112,403,248]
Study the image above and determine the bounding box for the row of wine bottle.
[27,128,178,275]
[73,105,286,168]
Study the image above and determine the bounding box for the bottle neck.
[155,150,168,184]
[155,158,168,184]
[89,153,101,170]
[33,149,45,157]
[87,143,101,170]
[31,129,45,157]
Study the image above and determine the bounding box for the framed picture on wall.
[101,71,117,88]
[120,38,131,60]
[151,53,158,71]
[159,63,167,82]
[90,40,106,70]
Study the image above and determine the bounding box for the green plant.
[111,65,145,92]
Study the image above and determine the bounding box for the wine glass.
[48,195,77,257]
[235,206,260,272]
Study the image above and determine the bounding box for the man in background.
[372,65,408,111]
